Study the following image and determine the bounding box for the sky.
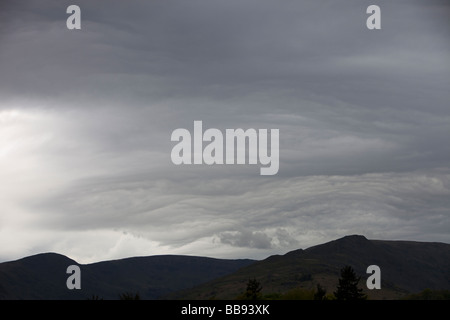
[0,0,449,264]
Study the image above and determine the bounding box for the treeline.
[237,265,450,300]
[237,265,366,300]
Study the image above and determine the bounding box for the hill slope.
[1,235,449,300]
[169,235,450,299]
[0,253,254,299]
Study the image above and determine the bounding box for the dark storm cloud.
[1,0,446,103]
[0,0,449,262]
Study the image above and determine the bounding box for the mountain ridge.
[0,252,255,299]
[168,235,450,299]
[1,235,449,299]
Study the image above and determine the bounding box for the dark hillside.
[169,235,450,299]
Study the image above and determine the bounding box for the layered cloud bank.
[0,0,449,263]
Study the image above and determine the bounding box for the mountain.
[0,253,254,300]
[1,235,449,300]
[168,235,450,300]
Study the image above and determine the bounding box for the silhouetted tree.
[334,266,367,300]
[244,278,263,300]
[314,283,327,300]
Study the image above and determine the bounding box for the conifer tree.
[334,266,367,300]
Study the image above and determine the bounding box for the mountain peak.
[17,252,78,265]
[303,234,374,259]
[338,234,369,242]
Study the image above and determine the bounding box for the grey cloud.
[2,1,448,102]
[1,0,449,263]
[30,169,450,253]
[218,230,273,250]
